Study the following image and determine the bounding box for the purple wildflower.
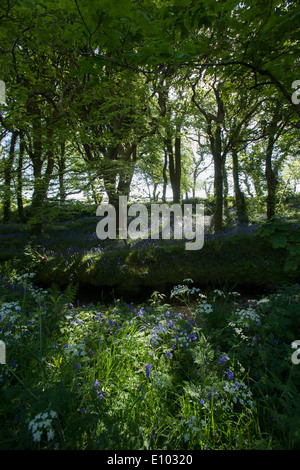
[225,370,234,380]
[146,363,152,378]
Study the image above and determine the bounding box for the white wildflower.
[28,410,57,444]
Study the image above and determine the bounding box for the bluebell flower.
[225,370,234,380]
[218,354,228,365]
[188,333,197,341]
[146,363,152,378]
[207,389,216,399]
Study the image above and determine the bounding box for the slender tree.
[3,130,18,223]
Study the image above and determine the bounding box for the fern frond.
[63,282,79,306]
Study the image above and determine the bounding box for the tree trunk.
[58,142,66,204]
[102,145,136,236]
[214,156,223,233]
[223,158,229,217]
[165,127,181,204]
[3,131,18,223]
[265,102,280,219]
[232,147,249,225]
[152,182,159,202]
[192,166,198,198]
[173,130,181,203]
[17,134,25,222]
[266,164,278,219]
[211,124,224,233]
[30,125,55,235]
[102,146,119,204]
[192,83,226,233]
[117,145,136,199]
[162,149,168,203]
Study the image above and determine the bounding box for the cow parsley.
[235,306,260,323]
[28,410,58,443]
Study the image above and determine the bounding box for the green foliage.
[3,271,298,449]
[0,0,300,449]
[1,214,299,293]
[258,219,300,271]
[199,283,300,449]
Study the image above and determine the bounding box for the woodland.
[0,0,299,451]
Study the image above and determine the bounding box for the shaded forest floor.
[0,198,300,449]
[0,197,299,297]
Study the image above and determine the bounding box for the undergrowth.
[0,272,299,449]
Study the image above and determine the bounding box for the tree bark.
[165,127,181,204]
[191,83,225,232]
[162,149,168,202]
[58,142,66,204]
[17,134,25,222]
[29,123,55,235]
[101,144,137,236]
[3,131,18,223]
[265,102,280,220]
[232,147,249,225]
[210,123,224,233]
[213,157,223,232]
[223,157,229,216]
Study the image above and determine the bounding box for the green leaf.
[269,233,287,249]
[287,245,300,255]
[284,257,300,272]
